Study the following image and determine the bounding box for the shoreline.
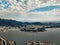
[0,26,20,32]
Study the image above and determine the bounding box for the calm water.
[0,28,60,45]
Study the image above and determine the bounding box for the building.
[0,37,16,45]
[26,41,53,45]
[26,41,32,45]
[7,41,16,45]
[0,37,7,45]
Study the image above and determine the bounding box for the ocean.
[0,28,60,45]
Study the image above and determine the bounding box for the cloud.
[29,5,60,12]
[0,8,60,22]
[27,9,60,22]
[0,0,60,22]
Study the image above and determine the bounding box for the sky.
[0,0,60,22]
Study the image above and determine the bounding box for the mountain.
[0,19,22,26]
[0,19,42,26]
[0,19,60,28]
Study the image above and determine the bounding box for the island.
[20,25,45,32]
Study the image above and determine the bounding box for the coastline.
[0,26,20,32]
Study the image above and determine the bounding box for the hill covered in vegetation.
[0,19,60,28]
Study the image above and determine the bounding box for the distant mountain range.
[0,19,60,27]
[0,19,42,26]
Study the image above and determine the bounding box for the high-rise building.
[0,37,16,45]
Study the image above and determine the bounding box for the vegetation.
[0,19,60,28]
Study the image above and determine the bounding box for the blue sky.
[29,5,60,12]
[0,0,11,9]
[0,0,60,22]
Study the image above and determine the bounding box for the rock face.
[0,37,16,45]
